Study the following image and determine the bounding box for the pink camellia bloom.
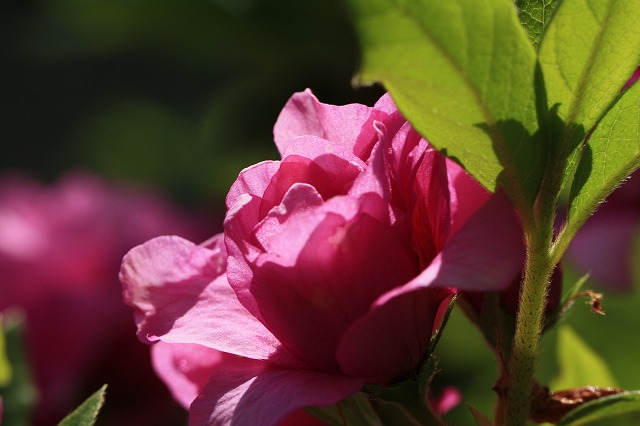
[121,90,525,425]
[0,172,210,425]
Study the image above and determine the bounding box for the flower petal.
[225,161,280,212]
[120,235,298,365]
[273,89,373,157]
[368,190,524,313]
[446,158,491,237]
[337,287,454,379]
[233,194,416,371]
[151,341,229,409]
[190,358,364,426]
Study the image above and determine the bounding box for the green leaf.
[0,311,36,426]
[557,390,640,426]
[0,318,12,387]
[538,0,640,193]
[347,0,542,210]
[515,0,561,47]
[58,384,107,426]
[551,325,617,391]
[564,82,640,247]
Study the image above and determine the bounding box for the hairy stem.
[504,227,556,426]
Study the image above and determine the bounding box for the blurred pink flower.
[121,90,524,425]
[430,386,462,415]
[0,171,211,425]
[567,171,640,291]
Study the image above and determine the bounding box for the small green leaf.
[557,390,640,426]
[515,0,561,47]
[347,0,542,211]
[563,82,640,249]
[538,0,640,193]
[551,325,617,391]
[57,385,107,426]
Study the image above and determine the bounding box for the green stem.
[504,228,556,426]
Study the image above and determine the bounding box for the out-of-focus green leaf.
[347,0,542,211]
[515,0,561,47]
[0,311,36,426]
[467,403,493,426]
[0,319,12,387]
[564,82,640,250]
[557,391,640,426]
[538,0,640,194]
[57,385,107,426]
[551,325,617,391]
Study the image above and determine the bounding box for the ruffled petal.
[225,161,280,212]
[273,89,373,157]
[425,190,524,292]
[410,149,451,267]
[240,194,416,371]
[362,191,524,317]
[120,235,298,365]
[260,137,364,216]
[190,358,364,426]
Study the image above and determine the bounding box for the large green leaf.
[538,0,640,192]
[551,325,617,391]
[58,385,107,426]
[557,391,640,426]
[347,0,542,209]
[515,0,561,47]
[564,82,640,246]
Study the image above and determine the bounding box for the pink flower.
[121,90,525,425]
[0,172,210,425]
[567,171,640,291]
[430,386,462,415]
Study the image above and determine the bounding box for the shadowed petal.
[242,194,416,371]
[337,287,454,379]
[190,358,364,426]
[151,341,230,409]
[361,191,524,329]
